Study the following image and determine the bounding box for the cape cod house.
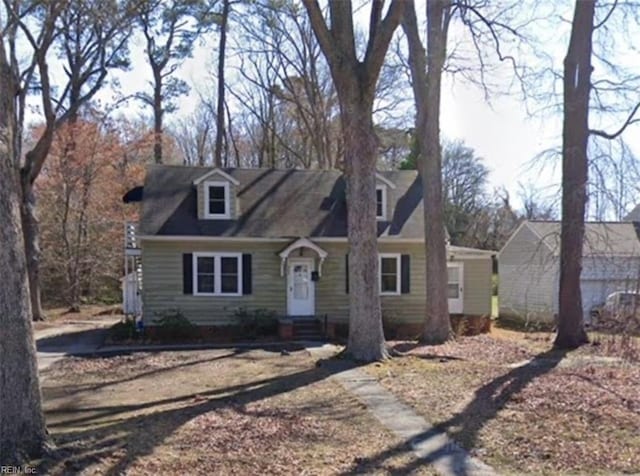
[123,165,493,338]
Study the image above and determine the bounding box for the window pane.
[293,264,309,299]
[448,283,459,298]
[447,267,460,283]
[209,186,225,200]
[221,275,238,293]
[376,189,383,217]
[220,256,239,293]
[381,275,397,293]
[209,199,226,215]
[208,186,227,215]
[197,257,214,273]
[381,257,396,274]
[220,256,238,274]
[197,275,215,293]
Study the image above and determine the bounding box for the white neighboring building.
[498,221,640,323]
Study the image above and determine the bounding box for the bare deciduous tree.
[0,28,46,464]
[171,100,216,165]
[303,0,404,361]
[555,0,595,349]
[230,0,340,170]
[403,0,453,343]
[213,0,229,167]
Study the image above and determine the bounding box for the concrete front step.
[278,315,328,341]
[292,318,324,341]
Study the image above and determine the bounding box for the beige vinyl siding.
[460,258,492,316]
[498,224,558,322]
[311,242,427,324]
[142,239,492,326]
[378,243,427,324]
[312,243,349,321]
[197,179,238,220]
[142,240,284,325]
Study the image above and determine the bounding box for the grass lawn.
[368,330,640,475]
[38,347,437,475]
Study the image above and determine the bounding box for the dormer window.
[376,185,387,220]
[204,181,230,219]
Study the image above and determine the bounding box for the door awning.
[278,237,328,276]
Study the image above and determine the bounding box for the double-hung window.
[193,253,241,296]
[376,185,387,220]
[204,181,230,218]
[379,253,400,295]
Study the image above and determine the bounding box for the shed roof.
[526,220,640,257]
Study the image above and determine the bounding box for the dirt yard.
[35,309,640,475]
[37,346,437,475]
[34,304,123,332]
[367,330,640,475]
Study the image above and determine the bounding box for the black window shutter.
[242,254,252,294]
[345,254,349,294]
[401,254,410,294]
[183,253,193,294]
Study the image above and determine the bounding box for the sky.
[100,32,562,208]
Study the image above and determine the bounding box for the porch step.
[289,316,324,341]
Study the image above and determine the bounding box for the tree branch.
[590,101,640,140]
[301,0,337,66]
[363,0,404,82]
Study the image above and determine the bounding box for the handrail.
[125,221,139,249]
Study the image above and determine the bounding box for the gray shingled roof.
[625,204,640,221]
[139,165,425,239]
[527,221,640,256]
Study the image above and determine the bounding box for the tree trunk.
[555,0,595,349]
[0,39,47,465]
[403,0,452,344]
[214,0,229,168]
[65,114,82,312]
[343,105,387,361]
[153,71,163,164]
[20,181,46,322]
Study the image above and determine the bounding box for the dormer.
[375,173,396,221]
[193,168,240,220]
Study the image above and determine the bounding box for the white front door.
[447,263,464,314]
[287,259,315,316]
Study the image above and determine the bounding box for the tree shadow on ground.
[37,328,108,353]
[43,350,244,396]
[37,356,359,475]
[341,348,569,476]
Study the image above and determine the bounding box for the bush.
[153,309,196,341]
[234,307,278,339]
[109,318,137,342]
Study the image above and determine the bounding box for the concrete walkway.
[332,366,497,476]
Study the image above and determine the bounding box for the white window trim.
[193,168,240,186]
[376,185,387,221]
[379,253,401,296]
[193,252,242,296]
[376,173,396,189]
[204,181,231,219]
